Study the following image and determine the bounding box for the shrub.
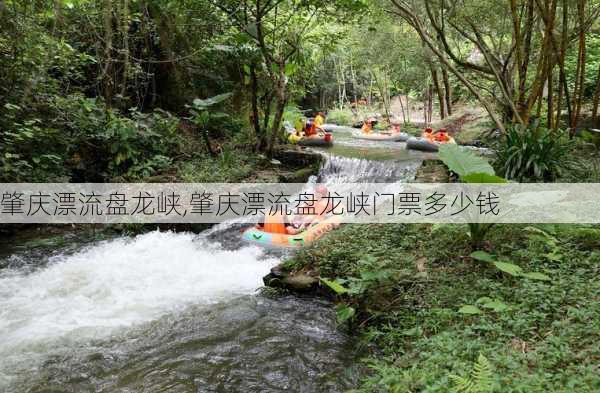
[494,123,575,181]
[282,105,304,127]
[326,108,354,126]
[0,94,184,182]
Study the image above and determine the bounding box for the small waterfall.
[316,155,421,183]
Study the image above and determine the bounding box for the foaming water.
[0,231,279,388]
[317,155,421,183]
[0,148,425,391]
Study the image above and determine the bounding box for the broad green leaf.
[476,296,493,304]
[470,251,496,263]
[481,300,509,312]
[458,305,483,314]
[320,277,348,295]
[336,304,355,323]
[493,261,523,276]
[192,93,232,109]
[285,62,298,76]
[438,144,495,178]
[520,272,551,281]
[401,327,423,336]
[461,172,507,183]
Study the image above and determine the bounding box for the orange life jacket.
[434,132,450,142]
[263,213,287,234]
[304,120,317,136]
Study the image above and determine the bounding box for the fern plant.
[449,354,494,393]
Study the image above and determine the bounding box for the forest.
[2,0,599,183]
[0,0,599,392]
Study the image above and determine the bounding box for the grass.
[558,143,600,183]
[283,223,600,392]
[177,147,261,182]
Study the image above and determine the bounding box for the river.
[0,127,425,392]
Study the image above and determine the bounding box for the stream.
[0,127,426,392]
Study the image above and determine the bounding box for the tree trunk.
[592,64,600,124]
[547,67,554,130]
[555,0,571,129]
[570,0,586,131]
[102,0,114,107]
[260,92,273,150]
[368,75,373,106]
[442,68,452,116]
[267,64,287,157]
[430,65,446,119]
[53,0,63,32]
[120,0,130,99]
[249,64,262,149]
[515,0,535,118]
[423,93,428,126]
[398,94,407,124]
[349,55,358,105]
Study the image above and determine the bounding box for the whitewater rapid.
[0,230,279,388]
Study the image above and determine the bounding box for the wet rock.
[273,148,323,168]
[414,160,451,183]
[281,273,318,291]
[263,266,319,292]
[279,167,317,183]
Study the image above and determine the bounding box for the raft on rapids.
[288,132,334,147]
[352,131,410,142]
[405,136,456,152]
[242,216,341,249]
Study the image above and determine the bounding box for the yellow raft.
[288,132,333,147]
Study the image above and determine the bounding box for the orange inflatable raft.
[242,216,341,249]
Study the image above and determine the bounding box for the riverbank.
[268,130,600,391]
[280,223,599,391]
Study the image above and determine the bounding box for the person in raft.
[303,118,319,137]
[390,119,402,133]
[422,127,434,140]
[314,111,325,128]
[433,128,451,142]
[256,185,332,235]
[361,118,374,134]
[286,184,331,235]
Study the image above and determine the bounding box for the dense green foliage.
[1,96,184,181]
[494,124,576,182]
[2,0,599,184]
[286,223,600,392]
